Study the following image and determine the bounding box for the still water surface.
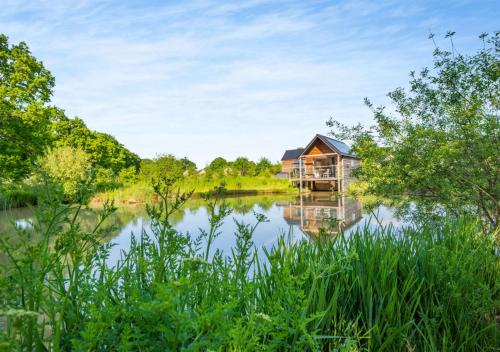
[0,193,406,264]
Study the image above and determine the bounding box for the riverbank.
[0,183,38,210]
[91,175,297,205]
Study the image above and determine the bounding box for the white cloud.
[0,0,497,166]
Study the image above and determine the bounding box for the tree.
[39,146,93,202]
[140,154,196,181]
[208,157,229,173]
[0,34,56,181]
[328,32,499,230]
[51,113,140,175]
[232,157,255,176]
[255,157,281,176]
[179,157,197,175]
[255,157,273,175]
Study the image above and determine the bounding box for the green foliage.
[51,114,140,176]
[205,156,279,177]
[328,33,500,230]
[94,175,293,205]
[232,157,255,176]
[208,157,229,173]
[177,175,293,195]
[39,146,94,203]
[0,183,37,209]
[1,182,499,351]
[0,34,56,181]
[0,34,140,201]
[139,154,197,181]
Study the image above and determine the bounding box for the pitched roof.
[281,148,304,161]
[301,134,358,158]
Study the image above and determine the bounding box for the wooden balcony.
[289,165,337,180]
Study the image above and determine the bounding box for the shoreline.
[90,188,299,206]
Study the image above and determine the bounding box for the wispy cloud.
[1,0,498,165]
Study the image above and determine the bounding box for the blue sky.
[1,0,498,167]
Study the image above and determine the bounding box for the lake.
[0,193,406,265]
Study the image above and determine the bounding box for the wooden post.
[340,157,344,194]
[299,157,303,194]
[300,192,304,228]
[336,154,340,193]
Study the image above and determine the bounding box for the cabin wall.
[301,139,338,175]
[303,139,332,155]
[281,160,295,173]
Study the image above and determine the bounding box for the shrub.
[38,146,93,202]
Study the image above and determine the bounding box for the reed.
[1,179,498,351]
[92,175,295,205]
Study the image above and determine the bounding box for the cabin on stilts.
[280,134,360,193]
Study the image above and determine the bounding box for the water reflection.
[1,193,404,265]
[279,193,363,238]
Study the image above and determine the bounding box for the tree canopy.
[51,113,140,174]
[139,154,197,181]
[328,32,499,230]
[0,34,56,181]
[204,156,279,177]
[0,34,140,187]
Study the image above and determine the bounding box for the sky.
[1,0,498,167]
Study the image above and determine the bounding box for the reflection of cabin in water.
[281,134,360,192]
[279,194,362,238]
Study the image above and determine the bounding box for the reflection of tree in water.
[0,194,299,246]
[388,197,452,228]
[205,195,295,216]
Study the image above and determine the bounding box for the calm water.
[0,193,406,265]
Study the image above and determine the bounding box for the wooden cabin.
[281,134,360,192]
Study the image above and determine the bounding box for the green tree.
[0,34,56,181]
[51,113,140,175]
[328,32,499,230]
[140,154,196,181]
[255,157,274,175]
[179,157,197,175]
[39,146,93,202]
[208,157,229,174]
[231,157,255,176]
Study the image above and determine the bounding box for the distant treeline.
[139,155,281,181]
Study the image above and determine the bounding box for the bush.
[38,146,93,203]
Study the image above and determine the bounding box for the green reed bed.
[92,176,294,205]
[1,180,498,351]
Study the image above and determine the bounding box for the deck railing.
[290,165,337,179]
[311,165,336,179]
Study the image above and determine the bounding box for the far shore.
[90,187,300,207]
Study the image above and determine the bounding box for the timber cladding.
[303,139,332,155]
[281,160,295,172]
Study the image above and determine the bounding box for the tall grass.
[0,179,498,351]
[92,175,295,205]
[0,183,37,210]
